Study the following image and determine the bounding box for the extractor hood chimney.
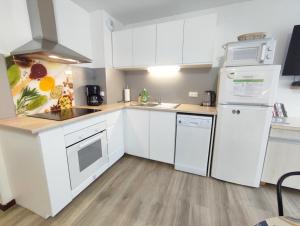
[11,0,92,64]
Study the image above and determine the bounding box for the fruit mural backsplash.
[6,56,74,116]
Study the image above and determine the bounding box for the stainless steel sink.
[130,102,179,109]
[131,102,160,107]
[153,103,180,109]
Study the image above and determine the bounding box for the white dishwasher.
[175,114,213,176]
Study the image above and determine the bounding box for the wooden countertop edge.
[271,117,300,132]
[271,124,300,132]
[0,103,217,134]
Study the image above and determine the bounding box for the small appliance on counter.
[86,85,103,106]
[202,90,216,107]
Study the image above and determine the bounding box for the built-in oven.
[223,38,276,67]
[65,122,108,190]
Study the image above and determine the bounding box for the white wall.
[125,0,300,116]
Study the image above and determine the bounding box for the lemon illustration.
[50,85,63,99]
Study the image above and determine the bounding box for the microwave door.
[228,46,261,66]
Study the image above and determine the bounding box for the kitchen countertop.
[271,117,300,132]
[0,102,217,134]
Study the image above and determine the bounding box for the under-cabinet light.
[147,65,180,75]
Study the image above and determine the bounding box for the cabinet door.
[112,29,133,67]
[54,0,92,59]
[262,129,300,189]
[124,109,149,158]
[106,111,124,165]
[183,14,217,64]
[156,20,184,65]
[133,25,156,67]
[149,111,176,164]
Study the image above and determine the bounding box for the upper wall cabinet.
[53,0,92,59]
[111,13,217,69]
[156,20,184,65]
[0,1,32,55]
[183,14,217,65]
[133,25,156,67]
[112,29,133,68]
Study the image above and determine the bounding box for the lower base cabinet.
[124,109,150,158]
[124,109,176,164]
[106,110,125,166]
[262,128,300,189]
[149,111,176,164]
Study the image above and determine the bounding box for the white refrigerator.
[211,65,281,187]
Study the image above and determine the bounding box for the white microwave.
[223,38,276,67]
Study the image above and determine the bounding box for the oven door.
[67,131,108,190]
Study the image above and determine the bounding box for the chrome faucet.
[157,97,162,104]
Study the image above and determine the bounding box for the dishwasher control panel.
[177,114,212,129]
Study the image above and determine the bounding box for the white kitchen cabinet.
[106,110,125,166]
[0,0,32,55]
[53,0,92,59]
[156,20,184,65]
[112,29,133,68]
[0,127,72,218]
[89,10,105,68]
[124,109,149,158]
[183,14,217,65]
[149,111,176,164]
[262,128,300,189]
[133,25,156,67]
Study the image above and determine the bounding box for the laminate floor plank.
[0,155,299,226]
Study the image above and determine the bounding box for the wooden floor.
[0,155,299,226]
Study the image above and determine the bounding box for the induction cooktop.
[28,108,101,121]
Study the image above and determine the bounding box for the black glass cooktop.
[28,108,101,121]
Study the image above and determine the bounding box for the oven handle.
[78,132,104,149]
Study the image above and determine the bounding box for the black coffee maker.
[86,85,103,106]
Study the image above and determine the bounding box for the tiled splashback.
[6,56,74,116]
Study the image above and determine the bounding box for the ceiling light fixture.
[147,65,181,75]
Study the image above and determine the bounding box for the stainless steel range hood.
[11,0,92,64]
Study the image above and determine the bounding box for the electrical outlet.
[188,91,198,97]
[100,91,105,97]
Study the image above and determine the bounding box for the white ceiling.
[71,0,251,25]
